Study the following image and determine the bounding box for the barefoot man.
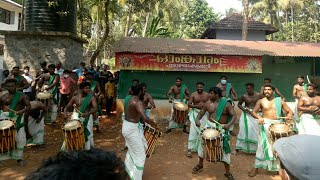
[122,84,158,180]
[248,84,293,177]
[235,83,260,154]
[166,77,190,134]
[37,64,60,125]
[0,79,30,166]
[297,83,320,135]
[187,82,209,158]
[292,75,308,132]
[192,87,236,180]
[216,75,238,136]
[2,66,29,92]
[63,82,98,150]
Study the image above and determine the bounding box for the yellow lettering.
[181,55,192,63]
[157,55,169,63]
[213,58,220,64]
[220,58,227,66]
[197,56,202,64]
[175,56,181,63]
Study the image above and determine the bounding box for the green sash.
[243,112,249,151]
[78,94,93,141]
[90,81,98,91]
[48,74,59,104]
[124,95,132,112]
[274,97,282,118]
[15,75,22,84]
[179,84,186,101]
[303,84,307,92]
[9,91,24,131]
[215,98,231,153]
[225,83,231,98]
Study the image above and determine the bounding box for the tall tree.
[242,0,249,40]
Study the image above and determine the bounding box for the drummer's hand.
[258,117,264,124]
[36,117,42,123]
[196,120,200,127]
[63,116,68,121]
[221,124,228,130]
[198,102,204,109]
[15,110,23,115]
[168,98,173,103]
[81,113,89,118]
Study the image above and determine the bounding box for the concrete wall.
[2,32,84,74]
[216,29,266,41]
[0,1,22,31]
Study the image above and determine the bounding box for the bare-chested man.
[122,84,158,179]
[128,79,139,95]
[259,78,285,101]
[0,78,30,166]
[84,72,102,132]
[63,82,97,150]
[187,82,209,158]
[292,75,308,99]
[141,83,156,118]
[248,84,293,177]
[235,83,260,154]
[37,64,60,125]
[2,66,29,92]
[297,83,320,135]
[192,87,236,180]
[166,77,190,134]
[216,75,238,136]
[25,101,47,147]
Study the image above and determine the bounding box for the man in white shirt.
[22,66,34,100]
[54,62,64,77]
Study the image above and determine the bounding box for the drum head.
[270,123,290,134]
[174,102,188,111]
[202,128,219,139]
[63,120,81,130]
[37,92,51,99]
[0,120,14,130]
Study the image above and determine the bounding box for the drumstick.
[8,108,17,114]
[277,116,292,119]
[73,105,83,115]
[210,118,223,126]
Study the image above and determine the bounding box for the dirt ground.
[0,107,281,180]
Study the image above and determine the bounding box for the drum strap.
[216,98,232,154]
[9,91,22,117]
[303,83,307,92]
[79,94,93,141]
[225,83,231,98]
[15,75,22,84]
[215,98,228,124]
[275,97,282,118]
[90,81,97,91]
[179,84,186,101]
[124,95,132,112]
[49,74,59,104]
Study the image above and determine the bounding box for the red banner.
[115,53,262,73]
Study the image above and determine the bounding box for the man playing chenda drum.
[141,83,156,118]
[297,83,320,136]
[37,64,60,126]
[248,84,293,177]
[192,87,236,180]
[63,82,97,150]
[122,84,158,180]
[0,78,30,166]
[166,77,190,134]
[187,82,209,158]
[234,83,260,154]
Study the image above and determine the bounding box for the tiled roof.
[113,37,320,57]
[201,13,278,38]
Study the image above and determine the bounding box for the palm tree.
[242,0,249,40]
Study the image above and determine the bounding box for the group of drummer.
[122,75,320,180]
[0,64,101,166]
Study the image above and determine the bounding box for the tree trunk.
[242,0,249,40]
[269,0,274,41]
[124,4,132,36]
[78,0,83,38]
[20,0,25,31]
[142,11,150,37]
[89,0,110,66]
[291,6,294,42]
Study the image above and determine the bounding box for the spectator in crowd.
[105,74,115,117]
[73,62,87,78]
[24,148,128,180]
[55,62,64,77]
[77,68,88,84]
[22,66,34,100]
[2,69,9,81]
[59,70,76,113]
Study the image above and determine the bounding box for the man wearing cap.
[274,135,320,180]
[297,83,320,135]
[248,84,293,177]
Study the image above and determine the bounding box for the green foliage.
[182,0,219,38]
[147,17,172,37]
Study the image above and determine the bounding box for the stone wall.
[1,31,86,75]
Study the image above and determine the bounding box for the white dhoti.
[198,121,231,164]
[0,112,26,160]
[44,89,58,124]
[169,99,187,129]
[61,111,94,151]
[297,113,320,136]
[122,118,147,180]
[254,119,280,171]
[236,112,259,153]
[187,108,207,152]
[27,115,44,145]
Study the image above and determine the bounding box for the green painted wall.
[118,56,314,102]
